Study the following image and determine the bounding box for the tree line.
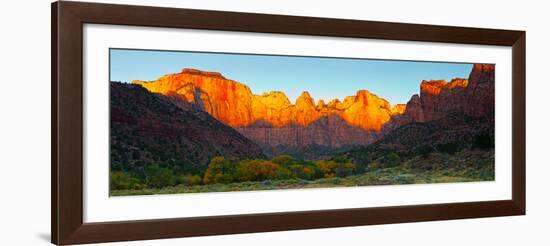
[110,155,377,190]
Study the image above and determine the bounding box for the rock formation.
[133,68,403,132]
[394,64,495,126]
[465,64,495,117]
[131,64,494,159]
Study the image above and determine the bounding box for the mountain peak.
[355,90,374,103]
[296,91,315,106]
[180,68,226,79]
[256,91,291,109]
[317,99,326,108]
[299,91,312,98]
[327,99,341,108]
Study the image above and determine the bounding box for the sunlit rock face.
[251,91,293,128]
[133,68,256,128]
[133,68,405,131]
[391,104,407,115]
[340,90,393,132]
[293,91,319,127]
[396,63,494,125]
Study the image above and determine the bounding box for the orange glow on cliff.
[133,69,407,131]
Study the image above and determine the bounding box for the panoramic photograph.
[109,49,495,196]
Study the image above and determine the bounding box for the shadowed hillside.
[110,82,265,175]
[335,112,494,169]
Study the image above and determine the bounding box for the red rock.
[133,69,256,127]
[133,69,404,131]
[399,63,494,124]
[405,94,425,122]
[130,65,493,157]
[465,64,495,117]
[391,104,407,115]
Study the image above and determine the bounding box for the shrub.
[180,174,202,186]
[110,171,144,190]
[144,164,177,188]
[369,162,383,170]
[384,152,401,167]
[212,173,234,184]
[354,161,369,174]
[335,163,356,178]
[438,142,462,154]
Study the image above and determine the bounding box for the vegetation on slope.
[110,82,265,178]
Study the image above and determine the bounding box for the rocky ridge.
[131,64,495,158]
[133,69,400,132]
[382,64,495,133]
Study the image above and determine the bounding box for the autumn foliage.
[111,155,360,190]
[201,155,357,185]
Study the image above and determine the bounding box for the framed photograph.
[52,1,525,245]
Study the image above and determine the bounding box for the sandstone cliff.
[386,64,495,129]
[133,69,256,128]
[133,68,401,132]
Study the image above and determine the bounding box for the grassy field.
[111,150,494,196]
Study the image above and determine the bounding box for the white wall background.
[0,0,547,245]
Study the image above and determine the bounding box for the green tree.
[271,155,295,167]
[288,164,318,180]
[144,165,177,188]
[203,156,235,184]
[235,160,284,182]
[315,160,339,178]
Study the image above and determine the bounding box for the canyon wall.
[133,69,407,157]
[384,64,495,132]
[132,64,494,158]
[133,69,402,132]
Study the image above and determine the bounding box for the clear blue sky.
[110,49,473,105]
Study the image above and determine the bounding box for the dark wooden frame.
[52,1,526,245]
